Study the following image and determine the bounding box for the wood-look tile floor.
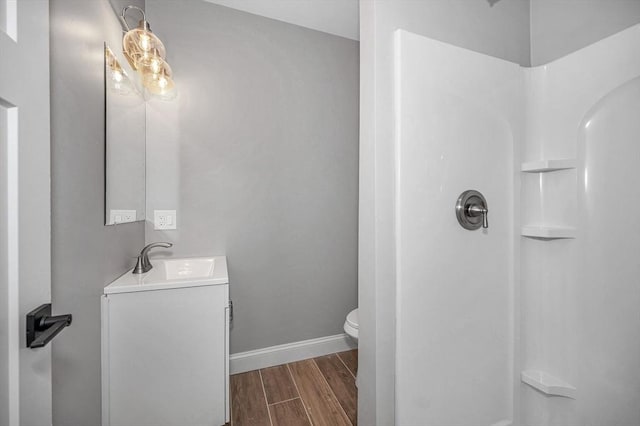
[231,350,358,426]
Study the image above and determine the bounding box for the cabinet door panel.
[104,285,227,426]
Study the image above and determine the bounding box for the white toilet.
[344,308,359,342]
[344,308,359,386]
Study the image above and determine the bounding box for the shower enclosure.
[393,24,640,425]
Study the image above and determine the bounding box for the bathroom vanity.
[101,256,230,426]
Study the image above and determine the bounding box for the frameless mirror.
[104,44,146,225]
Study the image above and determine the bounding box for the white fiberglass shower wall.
[393,24,640,426]
[394,30,521,426]
[521,25,640,426]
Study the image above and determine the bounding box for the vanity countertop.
[104,256,228,295]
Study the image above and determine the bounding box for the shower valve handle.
[467,205,488,229]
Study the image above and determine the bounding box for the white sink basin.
[163,258,215,280]
[104,256,228,294]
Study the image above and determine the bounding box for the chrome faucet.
[132,242,173,274]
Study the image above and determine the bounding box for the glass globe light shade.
[143,62,176,98]
[105,46,132,95]
[122,20,166,71]
[137,52,167,77]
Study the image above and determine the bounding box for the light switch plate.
[109,209,137,224]
[154,210,177,230]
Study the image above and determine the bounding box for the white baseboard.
[230,333,357,374]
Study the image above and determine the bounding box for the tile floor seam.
[311,356,353,426]
[230,377,234,426]
[258,369,274,426]
[286,363,314,426]
[267,396,301,407]
[336,352,357,380]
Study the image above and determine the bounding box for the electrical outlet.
[154,210,177,230]
[109,209,137,224]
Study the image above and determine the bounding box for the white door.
[0,1,52,425]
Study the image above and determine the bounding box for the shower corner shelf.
[521,370,576,398]
[521,159,576,173]
[521,226,576,239]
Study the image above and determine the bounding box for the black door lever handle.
[26,304,72,349]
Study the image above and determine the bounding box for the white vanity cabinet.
[101,256,230,426]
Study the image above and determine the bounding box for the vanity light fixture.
[120,5,176,99]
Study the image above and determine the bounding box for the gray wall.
[50,1,145,425]
[144,0,359,354]
[530,0,640,65]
